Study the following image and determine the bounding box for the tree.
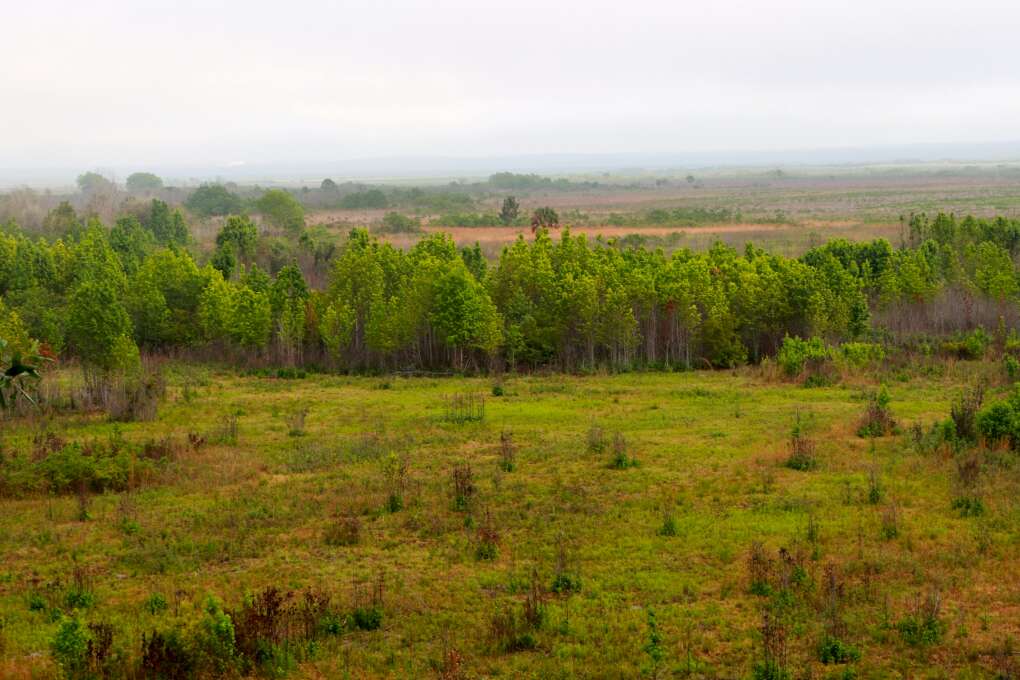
[215,215,259,261]
[67,278,136,371]
[76,172,115,195]
[499,196,520,225]
[320,178,338,191]
[186,185,242,217]
[230,288,272,351]
[256,189,305,234]
[125,172,164,193]
[531,207,559,231]
[378,212,420,234]
[145,200,189,246]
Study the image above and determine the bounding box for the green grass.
[0,365,1017,677]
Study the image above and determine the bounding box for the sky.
[3,0,1020,178]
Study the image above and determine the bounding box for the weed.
[858,387,897,438]
[950,386,984,443]
[643,608,665,677]
[867,468,882,504]
[897,591,945,647]
[383,453,409,512]
[586,421,605,453]
[499,429,516,472]
[881,504,899,540]
[786,414,817,471]
[658,509,679,537]
[286,408,308,437]
[609,432,637,469]
[753,607,789,680]
[475,509,500,561]
[451,463,476,512]
[748,542,774,596]
[324,514,361,546]
[210,414,239,445]
[443,393,485,423]
[145,592,168,615]
[140,629,193,679]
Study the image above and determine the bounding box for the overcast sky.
[3,0,1020,174]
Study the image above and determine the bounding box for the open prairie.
[2,362,1019,678]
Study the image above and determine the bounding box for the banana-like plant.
[0,337,45,411]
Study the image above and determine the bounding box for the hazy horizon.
[4,0,1020,186]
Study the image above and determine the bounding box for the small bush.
[145,592,168,615]
[818,636,861,664]
[777,335,831,380]
[352,606,382,631]
[950,386,984,444]
[1005,354,1020,382]
[608,432,637,469]
[785,415,817,471]
[941,328,991,360]
[140,629,193,679]
[897,592,945,647]
[858,387,896,438]
[658,511,679,537]
[951,496,985,517]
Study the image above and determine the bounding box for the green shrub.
[951,496,985,517]
[777,336,830,378]
[144,593,168,615]
[839,342,885,368]
[352,606,382,631]
[941,328,991,360]
[193,598,238,676]
[819,636,861,664]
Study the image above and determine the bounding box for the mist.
[3,0,1020,184]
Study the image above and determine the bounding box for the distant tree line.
[3,199,1020,375]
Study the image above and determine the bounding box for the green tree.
[256,189,305,234]
[499,196,520,225]
[125,172,164,193]
[186,184,242,217]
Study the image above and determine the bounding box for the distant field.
[2,364,1017,677]
[306,172,1019,256]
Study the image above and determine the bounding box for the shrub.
[897,592,945,647]
[858,387,896,437]
[1005,354,1020,382]
[951,496,985,517]
[51,615,115,680]
[192,597,238,676]
[818,636,861,664]
[776,335,830,379]
[941,328,991,360]
[785,415,817,471]
[839,342,885,368]
[658,511,679,537]
[950,386,984,444]
[145,592,168,615]
[352,606,382,631]
[140,629,193,679]
[377,212,420,234]
[977,385,1020,449]
[609,432,637,469]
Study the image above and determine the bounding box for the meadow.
[2,359,1018,678]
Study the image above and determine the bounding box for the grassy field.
[2,361,1019,678]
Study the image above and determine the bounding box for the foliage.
[257,189,305,234]
[185,184,242,217]
[125,172,164,193]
